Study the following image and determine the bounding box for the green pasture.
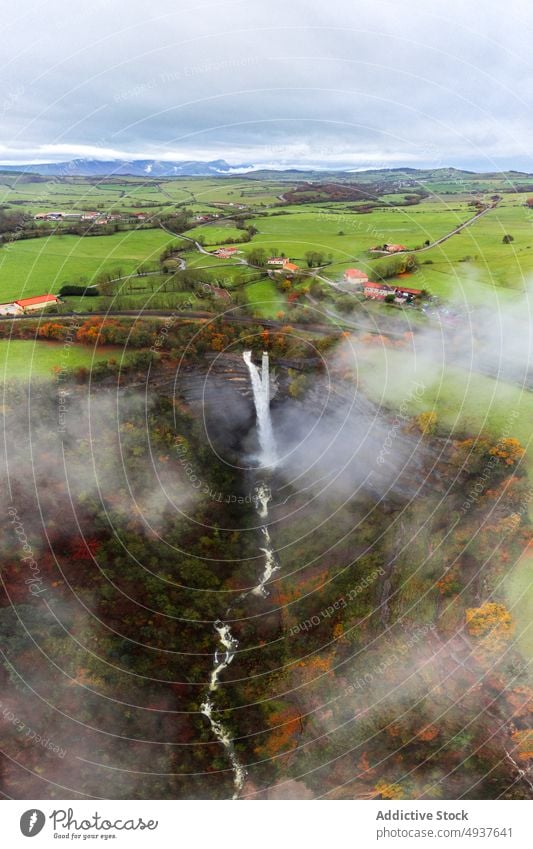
[183,224,246,244]
[0,229,177,301]
[0,338,113,380]
[245,279,285,317]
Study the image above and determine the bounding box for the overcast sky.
[1,0,532,170]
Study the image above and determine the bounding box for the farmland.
[1,169,532,311]
[0,338,114,379]
[1,165,532,803]
[0,228,176,301]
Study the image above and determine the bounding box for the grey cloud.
[1,0,532,169]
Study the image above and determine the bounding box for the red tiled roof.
[395,286,423,295]
[283,262,299,271]
[15,294,60,307]
[344,268,368,279]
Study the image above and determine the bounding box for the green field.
[245,279,285,317]
[0,339,114,380]
[1,171,531,309]
[505,551,533,660]
[183,224,246,245]
[0,229,177,301]
[0,170,531,315]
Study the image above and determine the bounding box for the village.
[33,210,148,224]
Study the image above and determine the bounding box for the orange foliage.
[466,602,514,654]
[417,724,439,742]
[70,537,100,561]
[511,730,533,760]
[413,411,437,436]
[436,567,461,596]
[488,438,525,466]
[258,706,301,757]
[296,655,333,676]
[375,779,404,800]
[277,569,329,606]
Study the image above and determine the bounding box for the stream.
[200,351,278,799]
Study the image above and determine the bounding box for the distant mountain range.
[1,160,532,183]
[0,158,253,177]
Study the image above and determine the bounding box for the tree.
[375,780,404,800]
[304,250,325,268]
[502,234,514,244]
[466,602,513,654]
[247,247,268,267]
[412,411,437,435]
[488,437,525,466]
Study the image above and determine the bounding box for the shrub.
[59,284,99,296]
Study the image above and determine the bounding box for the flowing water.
[200,352,278,799]
[243,350,278,468]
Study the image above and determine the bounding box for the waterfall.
[200,356,279,799]
[243,350,277,468]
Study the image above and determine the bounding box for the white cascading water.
[200,352,278,799]
[243,351,277,468]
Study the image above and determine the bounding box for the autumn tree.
[375,779,404,799]
[466,602,513,654]
[412,411,437,436]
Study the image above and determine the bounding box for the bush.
[59,284,99,296]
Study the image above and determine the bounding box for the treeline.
[369,252,418,281]
[0,315,338,363]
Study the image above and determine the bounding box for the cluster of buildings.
[0,294,61,316]
[342,268,422,303]
[212,246,240,258]
[370,243,408,253]
[268,257,300,273]
[194,213,221,223]
[34,211,147,224]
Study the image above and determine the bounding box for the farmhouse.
[15,294,61,313]
[363,281,423,303]
[282,261,299,273]
[213,247,239,258]
[34,211,63,221]
[343,268,368,286]
[267,257,285,266]
[363,282,393,300]
[0,302,23,316]
[384,243,407,253]
[393,284,423,304]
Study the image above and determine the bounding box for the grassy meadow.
[0,229,177,301]
[0,339,114,380]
